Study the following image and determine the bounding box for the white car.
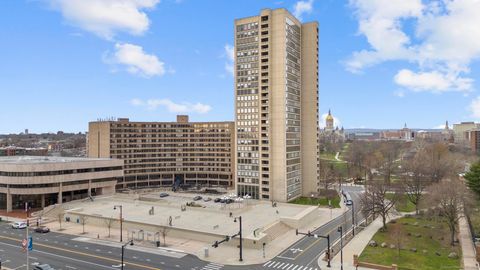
[11,221,27,229]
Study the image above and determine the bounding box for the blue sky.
[1,0,480,133]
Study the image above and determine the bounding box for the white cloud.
[106,43,165,77]
[131,98,212,114]
[320,112,342,129]
[433,123,451,129]
[347,0,480,93]
[48,0,159,40]
[394,69,473,93]
[469,96,480,119]
[293,0,314,20]
[224,44,235,76]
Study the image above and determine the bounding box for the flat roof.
[0,156,115,164]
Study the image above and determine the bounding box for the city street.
[0,187,363,270]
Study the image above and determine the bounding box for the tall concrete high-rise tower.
[234,8,320,202]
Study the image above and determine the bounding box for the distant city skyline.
[2,0,480,133]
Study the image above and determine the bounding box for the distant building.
[88,115,235,190]
[320,109,345,143]
[453,122,480,145]
[0,156,123,212]
[346,131,380,141]
[380,123,415,141]
[0,146,47,156]
[469,130,480,153]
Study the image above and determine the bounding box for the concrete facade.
[234,8,320,202]
[0,156,123,212]
[88,116,235,189]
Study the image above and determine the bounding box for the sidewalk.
[318,214,401,270]
[459,215,480,270]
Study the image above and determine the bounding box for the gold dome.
[326,110,334,121]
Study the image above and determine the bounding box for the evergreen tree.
[464,161,480,197]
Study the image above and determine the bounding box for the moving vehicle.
[214,198,221,203]
[193,196,202,201]
[34,264,54,270]
[344,193,353,206]
[34,226,50,233]
[11,221,27,229]
[203,197,212,202]
[159,192,169,198]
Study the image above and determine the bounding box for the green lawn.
[359,216,461,270]
[470,200,480,238]
[386,193,417,213]
[290,196,341,208]
[320,152,337,161]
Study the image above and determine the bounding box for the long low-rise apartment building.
[0,156,123,212]
[88,115,235,190]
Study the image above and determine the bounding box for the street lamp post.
[296,229,331,268]
[234,216,243,262]
[121,240,134,270]
[114,205,123,242]
[212,216,243,262]
[351,201,355,236]
[338,226,343,270]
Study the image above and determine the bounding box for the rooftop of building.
[0,156,115,164]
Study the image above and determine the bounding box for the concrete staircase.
[263,221,292,242]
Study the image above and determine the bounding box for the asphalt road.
[262,186,364,270]
[0,186,364,270]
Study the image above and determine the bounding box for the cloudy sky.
[1,0,480,133]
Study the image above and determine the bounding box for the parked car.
[203,197,212,202]
[34,226,50,233]
[213,198,221,203]
[159,193,169,198]
[11,221,27,229]
[225,199,234,204]
[34,264,54,270]
[193,196,202,201]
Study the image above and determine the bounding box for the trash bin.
[204,247,209,257]
[156,241,160,247]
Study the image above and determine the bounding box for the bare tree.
[160,226,170,247]
[320,159,335,190]
[424,179,474,246]
[360,180,400,230]
[57,210,65,231]
[103,217,115,238]
[79,216,89,234]
[401,151,431,214]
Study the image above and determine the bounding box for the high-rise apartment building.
[234,8,320,202]
[88,116,235,189]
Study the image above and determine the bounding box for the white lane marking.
[278,262,285,268]
[0,241,116,269]
[66,266,77,269]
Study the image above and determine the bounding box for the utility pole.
[296,229,331,267]
[338,226,343,270]
[25,202,29,270]
[351,201,355,236]
[114,205,123,242]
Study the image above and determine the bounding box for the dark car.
[34,226,50,233]
[225,199,234,204]
[193,196,202,201]
[214,198,221,203]
[159,192,169,198]
[34,264,54,270]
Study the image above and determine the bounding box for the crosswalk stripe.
[291,266,298,270]
[282,263,290,269]
[272,262,281,268]
[263,261,272,267]
[286,264,294,270]
[277,262,285,268]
